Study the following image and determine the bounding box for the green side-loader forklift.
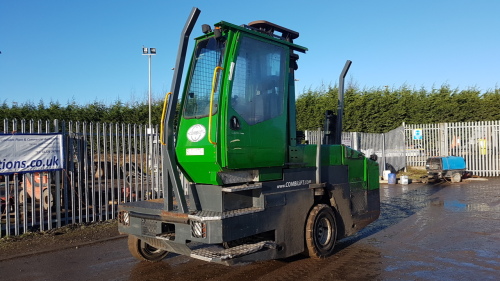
[118,7,380,265]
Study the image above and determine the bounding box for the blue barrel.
[388,173,396,184]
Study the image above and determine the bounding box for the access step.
[221,183,262,192]
[190,240,277,262]
[188,207,264,221]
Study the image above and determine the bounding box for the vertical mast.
[162,7,200,212]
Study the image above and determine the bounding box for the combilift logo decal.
[277,179,312,189]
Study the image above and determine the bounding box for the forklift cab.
[175,21,307,185]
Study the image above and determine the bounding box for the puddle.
[431,198,500,212]
[444,200,467,211]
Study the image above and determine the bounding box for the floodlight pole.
[148,53,152,132]
[143,47,156,171]
[142,47,156,134]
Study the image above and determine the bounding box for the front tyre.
[305,204,337,258]
[128,235,169,262]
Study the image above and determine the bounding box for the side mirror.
[202,24,212,34]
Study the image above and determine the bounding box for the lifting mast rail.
[162,7,201,212]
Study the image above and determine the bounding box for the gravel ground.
[0,220,122,261]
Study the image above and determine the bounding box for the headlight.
[191,220,206,238]
[118,211,130,226]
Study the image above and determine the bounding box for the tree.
[2,85,500,134]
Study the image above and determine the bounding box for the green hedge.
[297,85,500,133]
[2,84,499,134]
[0,99,166,125]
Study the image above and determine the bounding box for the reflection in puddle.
[430,198,500,212]
[444,200,467,211]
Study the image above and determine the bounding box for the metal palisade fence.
[2,118,500,237]
[0,119,169,237]
[406,121,500,177]
[306,121,500,177]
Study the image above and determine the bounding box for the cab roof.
[214,20,308,53]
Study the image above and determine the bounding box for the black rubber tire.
[305,204,337,258]
[128,235,168,262]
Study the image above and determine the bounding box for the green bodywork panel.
[257,167,283,181]
[175,117,222,184]
[365,157,380,190]
[289,144,379,191]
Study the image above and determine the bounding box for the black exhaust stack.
[322,110,336,145]
[334,60,352,145]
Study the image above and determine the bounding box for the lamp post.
[142,47,156,133]
[143,47,156,172]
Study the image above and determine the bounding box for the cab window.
[230,36,286,125]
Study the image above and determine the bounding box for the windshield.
[183,37,225,119]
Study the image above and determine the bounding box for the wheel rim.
[316,217,332,247]
[306,204,337,258]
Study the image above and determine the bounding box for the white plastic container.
[383,170,391,181]
[400,175,409,184]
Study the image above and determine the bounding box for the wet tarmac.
[1,178,499,280]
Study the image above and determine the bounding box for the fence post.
[353,132,359,150]
[382,133,386,171]
[440,123,448,156]
[54,120,62,228]
[3,119,7,133]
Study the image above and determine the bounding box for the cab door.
[224,35,288,169]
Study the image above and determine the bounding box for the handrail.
[160,92,172,145]
[208,66,223,145]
